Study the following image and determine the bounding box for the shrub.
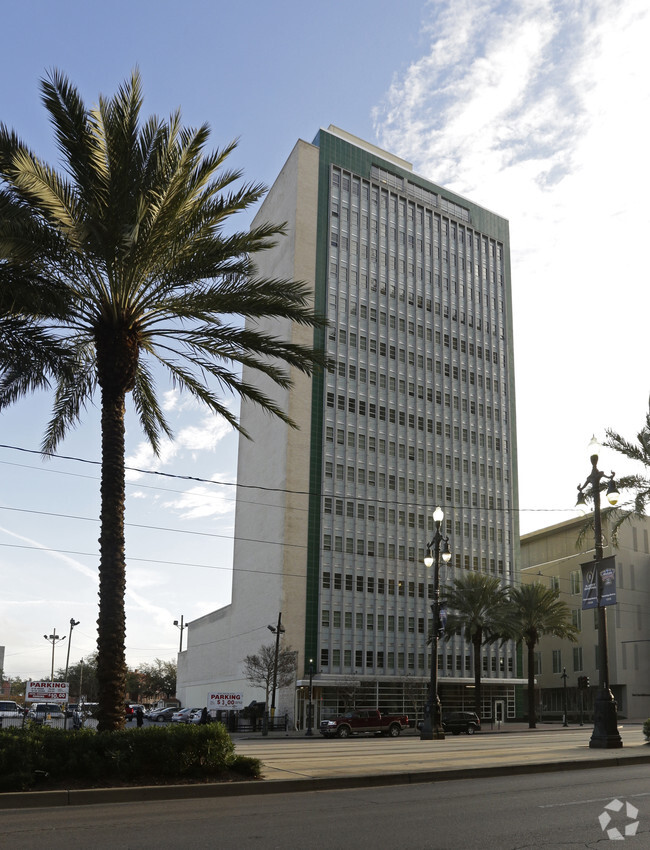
[643,718,650,741]
[0,722,260,791]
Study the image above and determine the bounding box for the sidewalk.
[1,722,648,809]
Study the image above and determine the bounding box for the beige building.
[521,513,650,720]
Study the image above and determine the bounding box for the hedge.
[0,722,260,791]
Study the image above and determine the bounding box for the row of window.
[323,501,507,535]
[334,167,474,230]
[333,308,503,361]
[322,609,430,632]
[322,471,506,511]
[328,236,504,293]
[332,359,504,403]
[326,429,508,468]
[329,321,506,357]
[320,549,508,585]
[318,647,514,673]
[330,170,495,259]
[329,262,505,312]
[325,395,505,447]
[331,283,504,336]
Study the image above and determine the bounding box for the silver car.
[28,703,65,722]
[171,707,201,723]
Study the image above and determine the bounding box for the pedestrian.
[199,707,209,725]
[136,706,144,728]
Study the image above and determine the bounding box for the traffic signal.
[577,676,590,689]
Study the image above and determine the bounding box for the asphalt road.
[2,762,648,849]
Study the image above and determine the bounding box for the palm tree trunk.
[527,640,536,729]
[473,632,482,717]
[96,384,128,732]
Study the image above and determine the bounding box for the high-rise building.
[177,126,521,726]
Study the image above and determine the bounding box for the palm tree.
[0,70,325,731]
[605,406,650,531]
[504,583,578,728]
[441,572,509,718]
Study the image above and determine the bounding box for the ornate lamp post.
[561,667,568,727]
[576,437,622,749]
[305,658,314,737]
[420,506,451,741]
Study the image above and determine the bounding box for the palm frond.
[130,359,174,455]
[41,347,96,453]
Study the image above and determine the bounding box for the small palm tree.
[441,572,509,718]
[0,70,324,731]
[504,583,578,728]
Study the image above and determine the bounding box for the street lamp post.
[265,612,285,735]
[420,506,451,741]
[173,616,186,653]
[64,618,80,682]
[561,667,568,727]
[306,658,314,737]
[576,437,623,749]
[43,629,66,681]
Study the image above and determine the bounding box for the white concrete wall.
[176,139,320,714]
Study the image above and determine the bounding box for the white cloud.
[162,389,180,412]
[162,483,234,521]
[177,416,232,453]
[125,412,233,482]
[373,0,650,532]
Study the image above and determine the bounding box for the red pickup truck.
[319,708,409,738]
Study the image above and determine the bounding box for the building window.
[570,570,581,594]
[552,650,562,674]
[572,609,582,632]
[572,646,583,672]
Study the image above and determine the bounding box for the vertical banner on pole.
[581,556,616,609]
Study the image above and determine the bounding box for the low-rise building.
[521,514,650,721]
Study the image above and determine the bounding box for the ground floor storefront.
[293,675,526,731]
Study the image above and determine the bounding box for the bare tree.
[242,644,296,706]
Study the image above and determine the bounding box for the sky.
[1,0,649,683]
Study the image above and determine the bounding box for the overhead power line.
[0,442,586,515]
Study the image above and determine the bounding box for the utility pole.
[64,618,80,681]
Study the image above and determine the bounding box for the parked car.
[147,706,175,723]
[27,703,65,723]
[171,707,201,724]
[442,711,481,735]
[126,704,145,720]
[0,700,23,718]
[320,708,409,738]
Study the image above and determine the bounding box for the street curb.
[1,751,649,810]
